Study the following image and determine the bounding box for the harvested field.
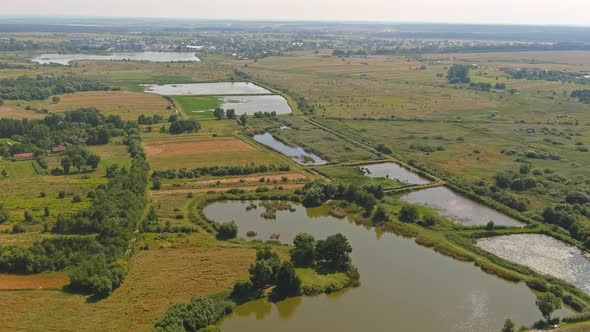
[37,91,172,120]
[0,238,255,331]
[0,103,44,119]
[167,172,307,188]
[144,135,280,169]
[0,273,68,290]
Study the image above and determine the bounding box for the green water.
[204,201,570,332]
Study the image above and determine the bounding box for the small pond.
[253,133,327,166]
[401,187,524,227]
[478,234,590,294]
[142,82,271,95]
[360,162,430,185]
[31,52,200,65]
[220,95,292,115]
[204,201,569,332]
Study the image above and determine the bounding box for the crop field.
[0,101,45,119]
[144,135,281,169]
[25,91,174,120]
[158,171,308,191]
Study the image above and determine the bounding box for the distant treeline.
[373,43,590,55]
[504,68,590,84]
[151,164,291,179]
[0,75,115,101]
[571,90,590,104]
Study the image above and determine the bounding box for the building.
[13,153,33,161]
[51,145,66,153]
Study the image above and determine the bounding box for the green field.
[173,95,221,119]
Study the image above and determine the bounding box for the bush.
[230,279,257,302]
[72,194,82,203]
[155,297,216,332]
[12,223,27,233]
[371,205,389,224]
[216,221,238,240]
[399,205,419,223]
[526,278,548,292]
[274,261,301,298]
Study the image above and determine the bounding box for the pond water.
[204,201,570,332]
[478,234,590,295]
[220,95,292,115]
[360,162,430,185]
[142,82,272,95]
[253,133,327,166]
[400,187,523,227]
[31,52,200,65]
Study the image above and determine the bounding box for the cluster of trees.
[290,233,353,272]
[571,90,590,104]
[169,119,201,134]
[137,114,164,125]
[155,297,220,332]
[51,147,101,175]
[0,125,149,298]
[0,108,124,155]
[0,75,114,101]
[409,143,445,153]
[505,68,590,84]
[213,108,237,120]
[253,111,277,118]
[494,169,538,192]
[151,164,290,180]
[469,82,492,91]
[447,64,471,84]
[231,246,301,302]
[296,181,383,215]
[332,49,368,57]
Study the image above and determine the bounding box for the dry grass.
[0,102,44,119]
[144,135,279,169]
[0,273,68,290]
[0,235,255,331]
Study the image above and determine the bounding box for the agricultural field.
[143,134,282,169]
[173,95,221,120]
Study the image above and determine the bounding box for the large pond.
[142,82,272,95]
[401,187,523,227]
[253,133,327,166]
[204,201,570,332]
[478,234,590,294]
[360,162,430,185]
[220,95,292,115]
[31,52,200,65]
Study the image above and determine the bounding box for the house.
[51,145,66,153]
[13,153,34,161]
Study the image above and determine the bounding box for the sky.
[2,0,590,26]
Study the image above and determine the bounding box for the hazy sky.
[3,0,590,26]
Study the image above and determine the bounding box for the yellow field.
[144,135,281,169]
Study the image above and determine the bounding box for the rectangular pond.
[142,82,272,95]
[400,186,524,227]
[253,132,327,166]
[31,52,200,65]
[204,201,570,332]
[360,162,430,185]
[478,234,590,294]
[220,95,292,115]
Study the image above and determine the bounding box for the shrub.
[154,297,216,332]
[216,221,238,240]
[399,205,419,223]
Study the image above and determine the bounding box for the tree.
[372,205,389,224]
[399,205,419,222]
[239,113,247,126]
[249,259,274,289]
[155,297,216,332]
[226,109,236,119]
[315,233,352,272]
[501,319,515,332]
[52,96,60,104]
[72,154,85,173]
[44,206,50,217]
[214,108,225,120]
[0,206,9,223]
[536,293,561,323]
[61,156,71,174]
[86,154,101,170]
[290,233,316,267]
[274,261,301,298]
[1,169,6,177]
[0,98,3,106]
[447,64,471,84]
